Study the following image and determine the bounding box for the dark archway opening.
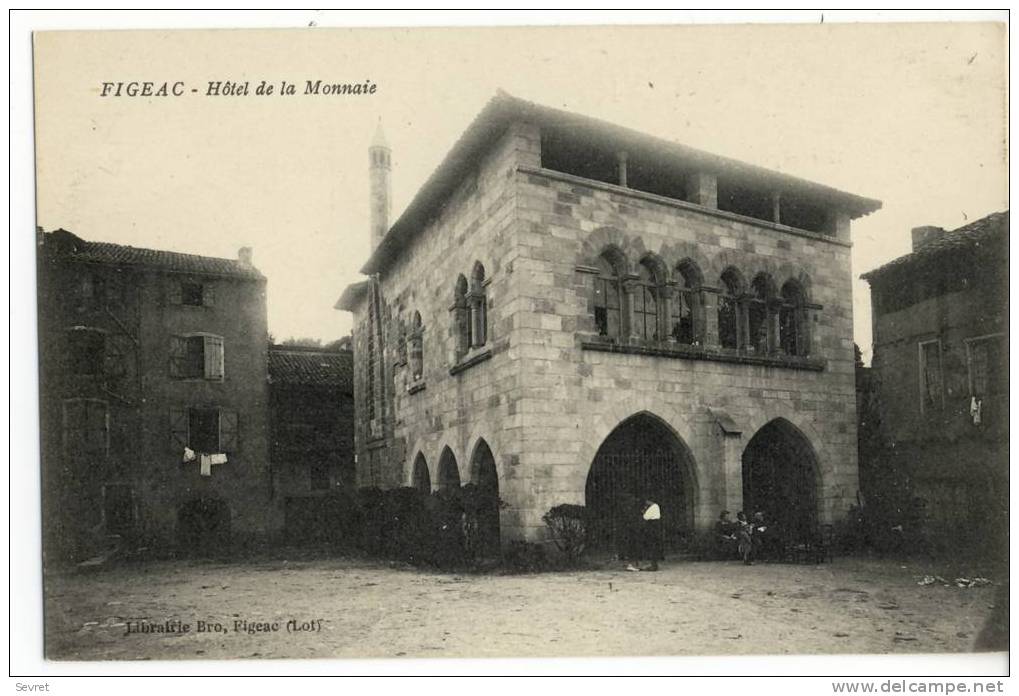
[585,413,695,555]
[437,447,461,491]
[470,440,501,557]
[741,419,820,544]
[411,453,431,494]
[177,497,231,556]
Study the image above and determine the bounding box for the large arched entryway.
[585,412,696,554]
[470,439,501,557]
[741,418,820,543]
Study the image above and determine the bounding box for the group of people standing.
[715,509,780,564]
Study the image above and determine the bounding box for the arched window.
[718,268,744,350]
[453,275,470,358]
[780,280,808,356]
[593,252,623,338]
[672,260,704,345]
[469,262,488,349]
[397,316,408,365]
[634,260,661,341]
[749,273,777,354]
[409,311,424,381]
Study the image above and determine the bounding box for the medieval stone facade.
[337,93,881,547]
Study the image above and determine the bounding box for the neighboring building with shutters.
[337,93,881,548]
[37,229,274,562]
[861,211,1009,550]
[267,344,355,542]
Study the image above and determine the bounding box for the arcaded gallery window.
[718,268,744,350]
[453,274,471,357]
[748,273,776,354]
[409,311,424,381]
[779,280,808,356]
[633,259,661,341]
[593,253,623,339]
[672,259,704,345]
[469,261,487,349]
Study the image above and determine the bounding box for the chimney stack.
[238,246,253,267]
[369,120,392,253]
[911,225,946,251]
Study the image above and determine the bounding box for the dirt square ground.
[43,553,1007,661]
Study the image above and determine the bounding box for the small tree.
[542,504,587,563]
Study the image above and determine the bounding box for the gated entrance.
[585,412,696,553]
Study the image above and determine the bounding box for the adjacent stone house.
[337,93,881,548]
[37,229,275,561]
[267,344,355,541]
[861,211,1008,547]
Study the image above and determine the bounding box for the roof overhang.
[359,91,882,276]
[335,279,369,311]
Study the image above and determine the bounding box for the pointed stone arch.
[584,410,699,553]
[469,438,501,556]
[741,416,828,542]
[410,452,431,494]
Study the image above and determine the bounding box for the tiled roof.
[45,229,265,280]
[268,345,353,391]
[861,211,1009,280]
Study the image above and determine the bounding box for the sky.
[33,21,1007,362]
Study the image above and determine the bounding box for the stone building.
[336,93,881,548]
[861,211,1008,547]
[37,229,275,561]
[267,343,356,541]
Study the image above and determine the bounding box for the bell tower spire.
[369,119,391,252]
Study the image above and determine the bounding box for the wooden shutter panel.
[203,283,215,307]
[219,409,238,453]
[204,335,224,380]
[169,336,185,377]
[169,407,189,451]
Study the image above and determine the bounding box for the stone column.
[660,282,677,343]
[622,276,641,341]
[827,209,852,244]
[688,172,718,208]
[771,192,782,224]
[722,433,745,515]
[702,289,720,348]
[617,151,629,188]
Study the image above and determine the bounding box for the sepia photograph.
[13,10,1009,681]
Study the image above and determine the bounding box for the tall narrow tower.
[368,121,391,252]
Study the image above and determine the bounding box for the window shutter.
[169,336,186,377]
[169,407,189,451]
[204,335,224,380]
[169,279,182,305]
[203,284,215,307]
[219,409,238,453]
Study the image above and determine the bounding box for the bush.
[542,504,587,563]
